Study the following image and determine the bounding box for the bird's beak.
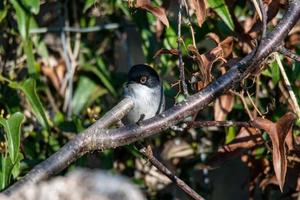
[126,81,135,86]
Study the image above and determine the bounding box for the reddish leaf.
[220,127,261,153]
[188,36,232,88]
[191,0,207,27]
[188,44,223,86]
[206,127,261,168]
[153,48,179,58]
[134,0,169,27]
[219,37,234,58]
[214,94,234,121]
[285,128,294,151]
[206,32,220,44]
[251,112,297,191]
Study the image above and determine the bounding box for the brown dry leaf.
[214,94,234,121]
[251,112,297,191]
[188,44,222,86]
[220,127,261,153]
[285,128,294,151]
[188,36,233,88]
[206,32,220,44]
[219,37,234,58]
[153,48,179,58]
[191,0,207,27]
[134,0,169,27]
[206,127,261,168]
[41,59,66,96]
[260,175,278,190]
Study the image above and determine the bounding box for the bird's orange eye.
[140,76,147,84]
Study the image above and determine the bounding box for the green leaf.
[23,0,40,14]
[225,126,236,144]
[18,79,49,129]
[83,0,94,13]
[84,63,117,97]
[0,0,8,22]
[261,68,272,78]
[0,113,24,163]
[72,76,107,115]
[0,156,13,190]
[10,0,28,39]
[270,60,280,85]
[11,152,23,178]
[23,40,38,74]
[207,0,234,31]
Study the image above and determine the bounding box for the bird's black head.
[128,64,160,88]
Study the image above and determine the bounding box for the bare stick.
[4,0,300,195]
[246,90,263,117]
[232,91,254,120]
[178,0,189,97]
[140,146,204,200]
[257,0,267,38]
[187,120,252,128]
[278,46,300,62]
[29,23,120,34]
[275,53,300,118]
[182,0,196,47]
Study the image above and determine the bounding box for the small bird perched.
[123,64,165,124]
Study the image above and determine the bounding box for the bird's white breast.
[123,83,163,124]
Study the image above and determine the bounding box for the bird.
[123,64,165,124]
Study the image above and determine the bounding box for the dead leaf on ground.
[131,0,169,27]
[251,112,297,191]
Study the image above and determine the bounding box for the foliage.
[0,0,300,199]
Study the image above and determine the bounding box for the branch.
[4,98,134,195]
[275,53,300,118]
[187,120,252,128]
[140,146,204,200]
[277,46,300,61]
[29,23,120,34]
[177,0,189,97]
[4,0,300,196]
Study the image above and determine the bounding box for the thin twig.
[278,46,300,62]
[187,120,252,128]
[29,23,120,34]
[252,0,262,20]
[246,90,263,117]
[60,1,73,116]
[232,91,254,120]
[254,75,260,118]
[278,81,297,111]
[178,0,189,97]
[275,53,300,118]
[140,146,205,200]
[182,0,196,47]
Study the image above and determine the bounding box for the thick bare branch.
[4,98,134,195]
